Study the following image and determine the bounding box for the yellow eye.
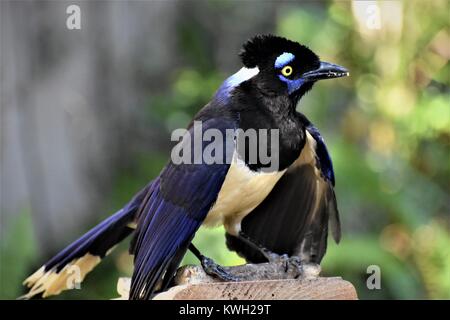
[281,65,293,77]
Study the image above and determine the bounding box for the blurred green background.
[1,0,449,300]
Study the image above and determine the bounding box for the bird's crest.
[239,34,318,68]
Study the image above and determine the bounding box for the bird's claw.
[287,256,304,278]
[267,254,304,277]
[201,257,240,282]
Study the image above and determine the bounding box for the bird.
[22,34,348,300]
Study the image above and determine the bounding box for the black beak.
[302,61,349,82]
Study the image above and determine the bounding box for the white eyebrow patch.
[275,52,295,69]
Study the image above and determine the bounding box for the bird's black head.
[239,35,349,102]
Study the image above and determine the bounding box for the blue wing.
[129,116,236,299]
[304,123,335,185]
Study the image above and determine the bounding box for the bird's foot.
[286,256,304,278]
[266,254,304,278]
[237,232,284,262]
[201,256,240,282]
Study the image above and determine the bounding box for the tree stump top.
[153,277,357,300]
[116,262,358,300]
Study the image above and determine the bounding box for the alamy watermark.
[66,265,82,290]
[66,5,81,30]
[366,265,381,290]
[170,121,280,172]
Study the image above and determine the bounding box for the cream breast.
[203,151,286,236]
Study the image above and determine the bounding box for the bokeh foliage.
[2,0,448,300]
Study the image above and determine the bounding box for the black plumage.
[240,34,319,71]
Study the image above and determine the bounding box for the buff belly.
[202,153,286,236]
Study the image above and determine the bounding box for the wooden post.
[116,261,358,300]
